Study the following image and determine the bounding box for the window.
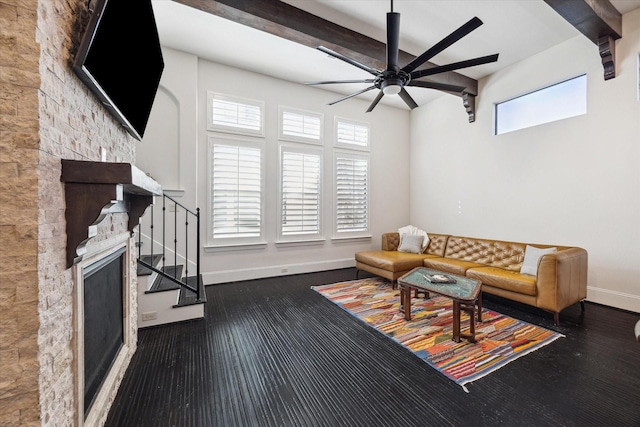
[495,74,587,135]
[334,152,369,236]
[279,144,322,240]
[208,137,264,245]
[207,92,264,137]
[335,118,370,150]
[279,107,323,143]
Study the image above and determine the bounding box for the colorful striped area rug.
[312,277,563,391]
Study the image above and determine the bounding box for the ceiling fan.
[305,0,499,112]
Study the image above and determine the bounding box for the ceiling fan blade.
[366,90,385,113]
[317,46,380,76]
[398,88,418,110]
[410,53,499,79]
[386,12,400,72]
[407,80,466,93]
[305,79,375,85]
[328,85,377,106]
[402,17,484,74]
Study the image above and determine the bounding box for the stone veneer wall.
[1,0,140,425]
[1,1,41,424]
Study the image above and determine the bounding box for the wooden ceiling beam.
[174,0,479,96]
[544,0,622,80]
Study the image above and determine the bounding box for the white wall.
[409,10,640,312]
[139,47,412,284]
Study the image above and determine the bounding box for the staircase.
[135,194,206,328]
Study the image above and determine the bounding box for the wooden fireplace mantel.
[61,160,162,268]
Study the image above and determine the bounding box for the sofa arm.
[381,232,400,251]
[536,247,588,313]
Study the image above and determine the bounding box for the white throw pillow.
[398,225,430,252]
[397,234,424,254]
[521,245,557,276]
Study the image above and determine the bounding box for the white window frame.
[494,74,587,135]
[278,106,323,144]
[207,92,265,137]
[333,150,370,239]
[207,136,266,248]
[277,143,324,243]
[334,117,370,151]
[637,52,640,101]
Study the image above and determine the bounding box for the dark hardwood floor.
[106,268,640,427]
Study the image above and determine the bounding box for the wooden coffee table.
[398,267,482,343]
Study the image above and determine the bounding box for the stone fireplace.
[61,160,161,425]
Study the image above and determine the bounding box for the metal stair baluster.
[184,209,189,280]
[196,208,201,302]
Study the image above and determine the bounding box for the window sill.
[331,235,372,243]
[275,238,326,248]
[204,242,268,253]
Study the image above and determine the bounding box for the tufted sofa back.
[444,236,527,272]
[382,232,401,251]
[425,233,449,256]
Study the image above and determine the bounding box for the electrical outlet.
[141,311,157,321]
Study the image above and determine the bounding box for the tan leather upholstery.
[381,232,401,251]
[444,236,526,272]
[354,232,588,323]
[423,257,484,276]
[356,232,440,282]
[466,267,536,296]
[425,233,449,256]
[355,250,433,273]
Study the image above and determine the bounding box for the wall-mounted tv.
[73,0,164,141]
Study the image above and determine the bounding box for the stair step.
[137,254,162,276]
[174,275,207,307]
[146,265,183,293]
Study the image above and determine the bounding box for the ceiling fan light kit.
[381,78,402,95]
[305,0,499,113]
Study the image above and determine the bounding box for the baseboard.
[586,286,640,314]
[202,258,356,284]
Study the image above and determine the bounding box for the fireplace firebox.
[82,247,126,416]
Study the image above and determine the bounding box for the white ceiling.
[151,0,640,111]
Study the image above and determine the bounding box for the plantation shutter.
[208,93,263,135]
[335,155,368,233]
[211,143,262,238]
[212,99,261,131]
[281,149,321,235]
[336,120,369,148]
[282,111,321,141]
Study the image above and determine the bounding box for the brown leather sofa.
[355,232,588,324]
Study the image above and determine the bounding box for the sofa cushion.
[425,233,449,257]
[356,250,433,272]
[466,267,537,296]
[397,234,424,254]
[398,225,430,252]
[423,257,485,276]
[521,245,557,276]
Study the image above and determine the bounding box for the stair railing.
[136,193,202,302]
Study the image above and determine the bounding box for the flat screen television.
[73,0,164,141]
